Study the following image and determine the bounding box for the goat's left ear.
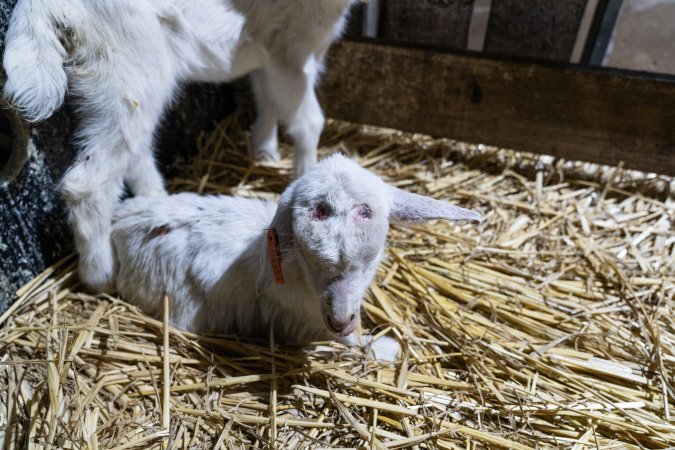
[388,186,482,225]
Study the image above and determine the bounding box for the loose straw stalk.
[162,294,171,449]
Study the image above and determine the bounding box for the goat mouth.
[324,315,357,337]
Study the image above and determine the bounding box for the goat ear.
[256,186,295,295]
[388,186,482,225]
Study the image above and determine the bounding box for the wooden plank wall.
[319,41,675,175]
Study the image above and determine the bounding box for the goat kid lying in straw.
[112,155,482,361]
[3,0,358,293]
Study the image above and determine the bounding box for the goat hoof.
[253,147,281,163]
[78,252,116,293]
[79,268,115,293]
[369,336,400,362]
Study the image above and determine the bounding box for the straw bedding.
[0,113,673,449]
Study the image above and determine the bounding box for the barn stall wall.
[0,3,672,448]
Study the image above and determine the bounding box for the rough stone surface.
[0,1,236,310]
[0,0,19,52]
[0,110,76,305]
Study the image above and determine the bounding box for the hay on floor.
[0,112,673,449]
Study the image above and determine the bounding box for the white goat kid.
[112,154,482,361]
[3,0,355,292]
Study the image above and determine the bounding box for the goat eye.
[311,203,329,221]
[354,204,373,221]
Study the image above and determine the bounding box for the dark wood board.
[379,0,475,50]
[319,40,675,175]
[484,0,588,61]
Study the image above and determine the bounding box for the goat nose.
[326,313,357,336]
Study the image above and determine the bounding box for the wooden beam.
[319,40,675,175]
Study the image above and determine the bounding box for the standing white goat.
[112,154,482,361]
[2,0,356,292]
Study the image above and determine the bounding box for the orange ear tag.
[267,228,285,284]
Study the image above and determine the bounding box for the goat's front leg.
[260,61,324,177]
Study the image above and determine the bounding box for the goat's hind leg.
[63,65,176,291]
[64,131,169,291]
[124,149,167,198]
[64,115,172,292]
[61,141,128,293]
[259,60,324,177]
[250,69,281,163]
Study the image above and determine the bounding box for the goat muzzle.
[325,313,357,337]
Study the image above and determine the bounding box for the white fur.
[112,154,482,361]
[2,0,355,291]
